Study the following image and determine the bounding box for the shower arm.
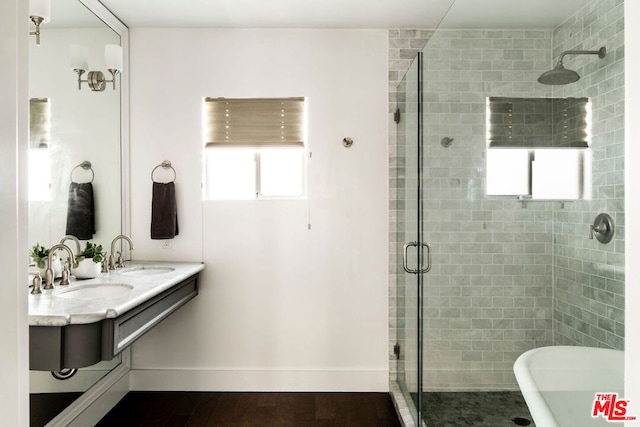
[557,47,606,66]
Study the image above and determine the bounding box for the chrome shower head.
[537,63,580,85]
[538,47,606,86]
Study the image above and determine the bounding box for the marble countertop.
[28,261,205,327]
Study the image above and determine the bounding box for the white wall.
[625,1,640,421]
[0,0,29,425]
[127,29,390,391]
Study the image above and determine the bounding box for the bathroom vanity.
[29,262,203,371]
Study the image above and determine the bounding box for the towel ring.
[70,161,94,183]
[151,160,176,183]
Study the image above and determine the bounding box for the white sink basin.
[119,266,175,276]
[55,283,134,299]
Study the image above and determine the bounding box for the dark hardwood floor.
[96,391,401,427]
[30,392,83,427]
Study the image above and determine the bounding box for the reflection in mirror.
[29,98,50,148]
[28,7,121,248]
[28,0,124,423]
[29,98,52,201]
[29,358,121,426]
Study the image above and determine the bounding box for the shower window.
[203,97,306,200]
[485,96,592,200]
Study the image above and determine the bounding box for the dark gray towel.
[151,182,179,239]
[65,182,95,240]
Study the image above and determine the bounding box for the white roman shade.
[204,97,305,148]
[29,98,50,149]
[487,96,590,148]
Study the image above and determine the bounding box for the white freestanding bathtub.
[514,346,624,427]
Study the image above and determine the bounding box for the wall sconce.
[70,44,123,92]
[29,0,51,46]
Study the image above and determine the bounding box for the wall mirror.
[28,0,128,424]
[485,96,592,200]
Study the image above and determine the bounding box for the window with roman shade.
[485,96,592,200]
[203,97,307,200]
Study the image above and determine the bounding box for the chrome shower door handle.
[403,241,431,274]
[403,242,418,274]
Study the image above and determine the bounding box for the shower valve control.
[589,213,615,244]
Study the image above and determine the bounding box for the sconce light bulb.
[70,45,88,72]
[105,44,123,72]
[29,0,51,23]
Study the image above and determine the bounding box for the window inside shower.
[485,96,593,200]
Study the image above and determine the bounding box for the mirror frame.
[38,1,131,425]
[75,0,131,241]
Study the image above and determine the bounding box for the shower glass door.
[395,51,427,422]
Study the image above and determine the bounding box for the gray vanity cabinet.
[30,274,198,371]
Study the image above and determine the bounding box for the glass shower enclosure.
[393,0,625,425]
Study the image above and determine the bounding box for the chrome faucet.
[44,244,75,290]
[59,235,81,254]
[109,235,134,270]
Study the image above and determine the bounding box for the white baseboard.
[130,369,389,392]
